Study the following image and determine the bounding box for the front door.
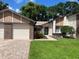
[44,27,49,35]
[4,23,13,39]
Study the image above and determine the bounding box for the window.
[55,26,61,33]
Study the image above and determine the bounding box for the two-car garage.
[0,23,31,40]
[13,24,30,39]
[0,9,34,40]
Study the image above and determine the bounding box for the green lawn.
[29,38,79,59]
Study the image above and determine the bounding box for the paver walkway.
[34,39,57,41]
[0,40,31,59]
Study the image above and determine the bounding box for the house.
[35,21,48,34]
[2,9,79,40]
[37,14,79,38]
[35,21,52,35]
[52,14,79,38]
[0,9,35,40]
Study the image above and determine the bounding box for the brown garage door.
[76,14,79,38]
[4,23,13,39]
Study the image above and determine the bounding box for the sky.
[2,0,79,12]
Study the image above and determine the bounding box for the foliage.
[0,1,79,21]
[0,1,8,10]
[48,1,79,19]
[20,1,79,21]
[20,2,52,21]
[34,31,44,39]
[61,26,75,37]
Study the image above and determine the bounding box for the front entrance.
[44,27,49,35]
[4,23,13,39]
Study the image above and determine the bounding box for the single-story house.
[38,14,79,38]
[0,9,35,40]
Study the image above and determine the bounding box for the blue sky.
[3,0,78,12]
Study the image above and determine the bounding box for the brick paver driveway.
[0,40,31,59]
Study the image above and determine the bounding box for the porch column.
[53,20,56,33]
[48,23,53,35]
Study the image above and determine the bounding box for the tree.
[48,1,79,19]
[65,1,79,15]
[48,2,66,18]
[0,1,8,10]
[20,2,52,21]
[21,1,79,21]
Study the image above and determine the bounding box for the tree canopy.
[0,1,8,10]
[20,1,79,21]
[48,1,79,18]
[1,1,79,21]
[20,2,52,21]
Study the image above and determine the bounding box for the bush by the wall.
[61,26,75,38]
[34,31,44,39]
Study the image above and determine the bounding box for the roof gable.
[0,9,35,24]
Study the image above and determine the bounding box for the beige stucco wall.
[4,11,12,22]
[41,22,53,35]
[63,16,69,26]
[0,11,30,24]
[56,17,64,26]
[67,15,76,30]
[13,13,22,23]
[63,15,76,38]
[63,15,76,27]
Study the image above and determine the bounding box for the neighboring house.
[0,9,35,40]
[52,14,79,38]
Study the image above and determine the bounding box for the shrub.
[34,31,44,39]
[61,26,75,38]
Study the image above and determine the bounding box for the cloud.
[67,0,77,1]
[30,0,35,2]
[14,0,23,3]
[8,6,20,13]
[8,6,14,10]
[15,9,21,13]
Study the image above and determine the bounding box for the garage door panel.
[13,24,29,39]
[0,24,4,39]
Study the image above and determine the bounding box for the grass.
[29,38,79,59]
